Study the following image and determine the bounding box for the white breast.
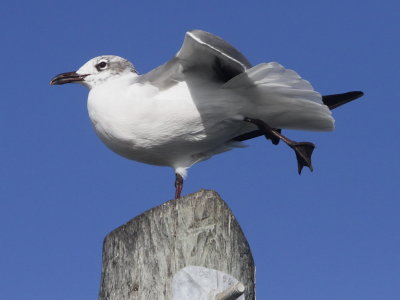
[87,79,217,167]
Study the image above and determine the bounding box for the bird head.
[50,55,136,89]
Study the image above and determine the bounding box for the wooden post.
[99,189,255,299]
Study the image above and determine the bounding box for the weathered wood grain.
[99,189,255,299]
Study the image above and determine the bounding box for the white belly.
[87,81,245,168]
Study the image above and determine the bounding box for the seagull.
[50,29,363,199]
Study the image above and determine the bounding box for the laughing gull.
[51,29,363,199]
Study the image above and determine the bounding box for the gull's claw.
[244,117,315,174]
[290,142,315,174]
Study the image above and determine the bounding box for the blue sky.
[1,1,399,299]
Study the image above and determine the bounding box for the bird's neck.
[88,71,139,91]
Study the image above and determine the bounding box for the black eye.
[96,61,107,70]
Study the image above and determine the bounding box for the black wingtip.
[347,91,364,100]
[323,91,364,110]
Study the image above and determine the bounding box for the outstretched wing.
[322,91,364,110]
[233,91,364,142]
[177,30,252,80]
[138,30,252,88]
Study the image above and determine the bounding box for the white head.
[50,55,137,89]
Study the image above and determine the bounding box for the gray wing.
[138,30,252,89]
